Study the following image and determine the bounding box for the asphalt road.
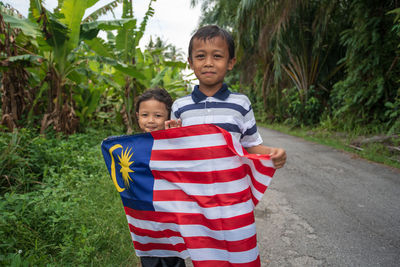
[256,127,400,266]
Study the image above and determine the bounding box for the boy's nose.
[204,56,213,66]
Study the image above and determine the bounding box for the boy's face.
[189,36,236,94]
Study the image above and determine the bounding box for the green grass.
[260,122,400,170]
[0,126,139,266]
[1,121,398,266]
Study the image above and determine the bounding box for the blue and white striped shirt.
[171,84,263,148]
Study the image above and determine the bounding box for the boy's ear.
[136,112,139,118]
[188,57,193,69]
[228,57,237,71]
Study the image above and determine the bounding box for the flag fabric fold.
[101,124,275,266]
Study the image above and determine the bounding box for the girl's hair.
[135,88,173,119]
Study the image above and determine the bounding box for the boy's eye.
[214,54,222,58]
[195,54,205,59]
[140,113,148,117]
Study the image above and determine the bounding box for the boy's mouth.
[202,71,216,75]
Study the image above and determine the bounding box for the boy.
[166,25,286,168]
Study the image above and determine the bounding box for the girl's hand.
[165,119,182,129]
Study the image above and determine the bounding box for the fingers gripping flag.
[101,124,275,266]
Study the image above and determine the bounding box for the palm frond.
[83,0,123,22]
[134,0,156,45]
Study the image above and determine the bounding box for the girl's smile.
[136,99,169,133]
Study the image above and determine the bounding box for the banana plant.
[80,0,156,133]
[0,4,44,131]
[1,0,127,134]
[2,0,189,134]
[26,0,98,133]
[83,0,189,133]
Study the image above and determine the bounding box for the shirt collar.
[191,83,231,103]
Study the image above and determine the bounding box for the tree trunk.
[0,14,29,131]
[40,66,79,135]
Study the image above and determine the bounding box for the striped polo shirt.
[171,83,263,148]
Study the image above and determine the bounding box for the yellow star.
[117,147,134,188]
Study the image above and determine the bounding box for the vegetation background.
[0,0,399,265]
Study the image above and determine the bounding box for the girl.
[135,88,185,267]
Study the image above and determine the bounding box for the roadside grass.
[260,123,400,170]
[1,121,398,266]
[0,126,139,266]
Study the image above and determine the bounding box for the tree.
[83,0,189,133]
[192,1,347,122]
[1,0,130,134]
[1,0,190,134]
[331,0,400,131]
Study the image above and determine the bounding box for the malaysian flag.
[101,124,275,266]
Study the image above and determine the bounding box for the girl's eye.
[141,113,148,117]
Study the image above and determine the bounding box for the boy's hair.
[135,88,173,119]
[188,25,235,60]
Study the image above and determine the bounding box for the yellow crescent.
[109,144,125,192]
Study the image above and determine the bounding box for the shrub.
[0,126,137,266]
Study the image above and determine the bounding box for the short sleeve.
[240,105,263,148]
[171,101,179,120]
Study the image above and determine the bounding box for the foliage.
[1,0,190,135]
[281,86,323,126]
[0,126,138,266]
[331,0,400,132]
[192,0,400,133]
[0,6,40,132]
[72,0,190,134]
[87,32,190,133]
[192,0,348,125]
[0,128,42,193]
[385,7,400,134]
[1,0,112,134]
[261,122,400,169]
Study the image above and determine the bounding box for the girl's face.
[136,99,169,133]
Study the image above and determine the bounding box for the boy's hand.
[245,145,286,169]
[165,119,182,129]
[269,147,286,169]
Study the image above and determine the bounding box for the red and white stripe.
[126,125,274,266]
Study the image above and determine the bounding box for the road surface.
[256,127,400,266]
